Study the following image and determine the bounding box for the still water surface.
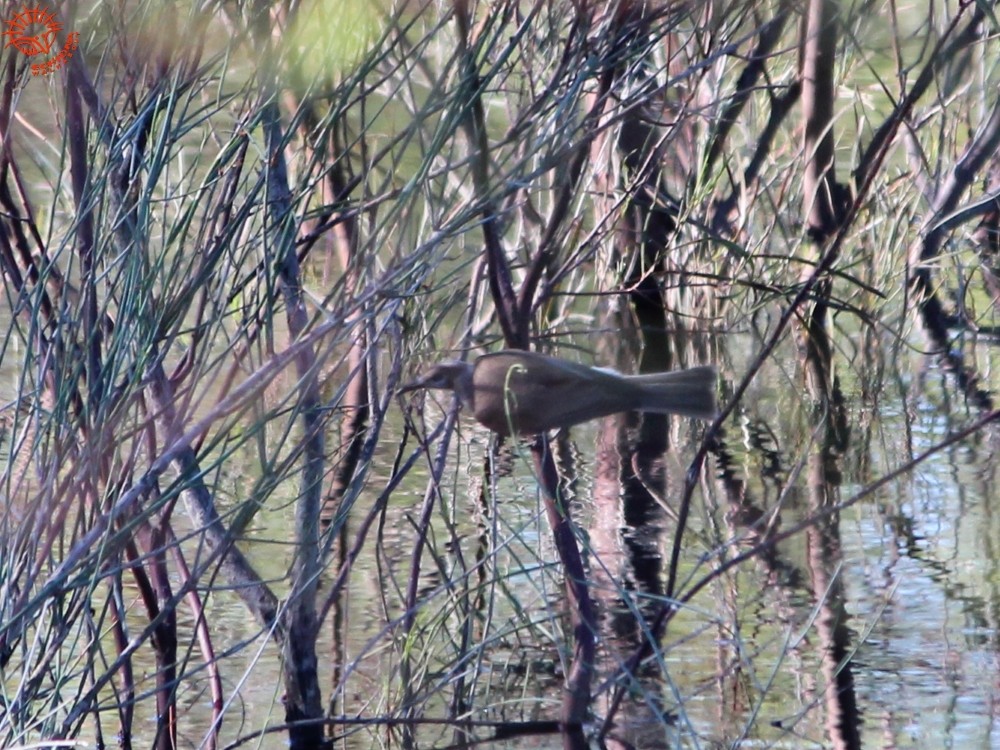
[162,329,1000,749]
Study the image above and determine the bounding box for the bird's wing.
[477,351,621,390]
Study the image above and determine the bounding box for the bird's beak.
[397,375,427,394]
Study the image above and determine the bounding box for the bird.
[400,350,717,436]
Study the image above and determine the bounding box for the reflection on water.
[33,333,998,749]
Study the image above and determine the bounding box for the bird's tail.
[628,365,718,420]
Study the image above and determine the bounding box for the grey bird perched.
[400,350,717,436]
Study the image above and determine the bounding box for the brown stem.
[453,0,523,348]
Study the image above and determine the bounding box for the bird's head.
[399,360,471,393]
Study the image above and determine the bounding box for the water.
[146,332,1000,749]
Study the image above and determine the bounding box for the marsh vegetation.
[1,1,999,748]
